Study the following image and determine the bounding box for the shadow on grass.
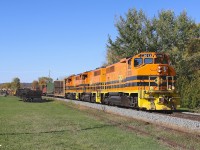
[0,123,118,136]
[18,99,54,103]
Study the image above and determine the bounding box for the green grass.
[0,96,199,150]
[0,96,167,150]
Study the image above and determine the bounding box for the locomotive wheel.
[103,98,109,105]
[70,94,73,100]
[91,95,96,103]
[130,97,138,108]
[80,95,84,101]
[121,95,130,107]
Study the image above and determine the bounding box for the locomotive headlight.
[158,66,162,73]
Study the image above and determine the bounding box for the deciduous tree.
[32,80,39,89]
[11,77,21,90]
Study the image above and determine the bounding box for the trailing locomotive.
[56,52,180,110]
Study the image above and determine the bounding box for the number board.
[140,54,152,57]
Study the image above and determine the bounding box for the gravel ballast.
[51,97,200,134]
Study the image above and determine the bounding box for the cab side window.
[134,58,142,67]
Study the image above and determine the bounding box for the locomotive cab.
[127,52,180,110]
[128,53,176,90]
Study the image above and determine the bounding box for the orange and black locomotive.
[62,52,180,111]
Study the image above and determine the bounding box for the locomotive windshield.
[133,53,169,67]
[144,58,153,64]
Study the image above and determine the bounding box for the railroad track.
[151,111,200,122]
[43,96,200,134]
[168,112,200,122]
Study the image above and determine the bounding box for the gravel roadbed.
[51,97,200,134]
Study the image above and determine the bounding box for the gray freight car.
[54,80,65,98]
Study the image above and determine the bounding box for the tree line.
[0,77,53,91]
[31,77,53,90]
[106,9,200,109]
[0,78,21,91]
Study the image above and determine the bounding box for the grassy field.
[0,96,199,150]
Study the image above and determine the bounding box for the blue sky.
[0,0,199,83]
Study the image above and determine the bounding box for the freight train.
[45,52,180,111]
